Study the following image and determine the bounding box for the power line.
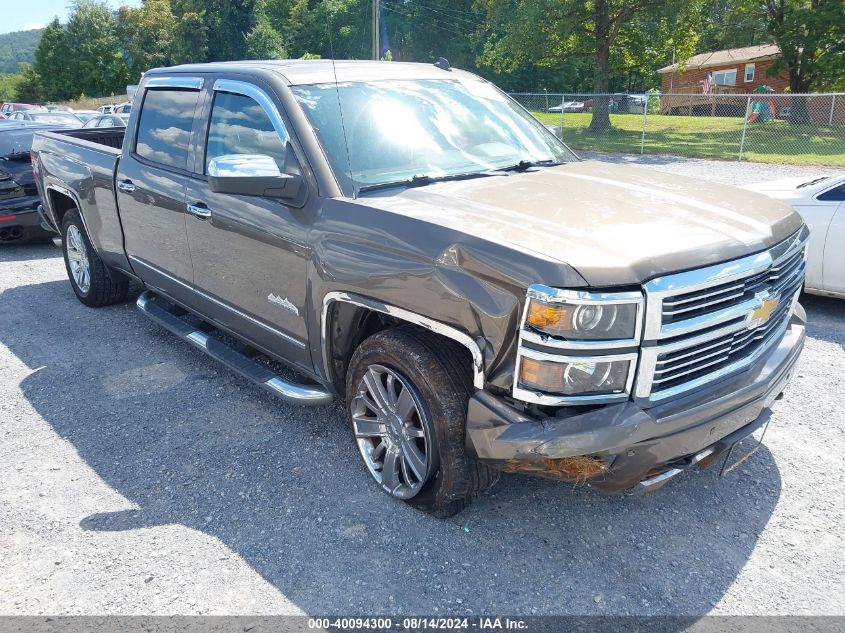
[382,0,486,31]
[392,0,486,20]
[381,2,485,38]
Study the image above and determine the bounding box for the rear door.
[183,78,312,369]
[116,77,204,303]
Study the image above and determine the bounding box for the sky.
[1,0,143,34]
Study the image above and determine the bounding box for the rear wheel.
[345,326,498,517]
[61,209,129,307]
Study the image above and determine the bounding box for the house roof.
[657,44,781,74]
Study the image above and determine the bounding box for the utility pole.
[372,0,380,60]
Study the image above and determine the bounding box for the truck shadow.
[4,277,785,617]
[800,293,845,349]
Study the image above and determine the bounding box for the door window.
[205,91,289,173]
[135,88,199,170]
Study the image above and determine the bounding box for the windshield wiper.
[356,170,498,195]
[499,159,563,172]
[797,176,830,189]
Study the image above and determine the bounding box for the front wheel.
[345,326,498,517]
[61,209,129,307]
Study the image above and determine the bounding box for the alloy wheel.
[351,364,436,499]
[65,225,91,294]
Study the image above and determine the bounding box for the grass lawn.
[532,111,845,167]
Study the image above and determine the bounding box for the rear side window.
[818,184,845,202]
[135,88,199,170]
[205,91,289,173]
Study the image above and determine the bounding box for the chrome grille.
[653,299,792,391]
[636,226,808,406]
[661,246,805,324]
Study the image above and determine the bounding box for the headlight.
[519,354,633,396]
[525,286,643,342]
[513,285,644,405]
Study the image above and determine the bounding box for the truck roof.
[144,59,478,86]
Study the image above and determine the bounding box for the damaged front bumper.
[465,307,806,493]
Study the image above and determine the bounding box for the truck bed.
[48,127,125,151]
[32,127,128,270]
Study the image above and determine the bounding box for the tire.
[345,325,498,518]
[61,209,129,307]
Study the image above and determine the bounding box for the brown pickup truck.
[31,60,807,517]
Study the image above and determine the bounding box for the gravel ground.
[1,157,844,617]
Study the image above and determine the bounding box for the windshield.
[30,112,81,124]
[292,78,577,195]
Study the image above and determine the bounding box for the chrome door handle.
[186,203,212,219]
[117,180,136,193]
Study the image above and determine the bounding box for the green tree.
[14,63,43,102]
[480,0,702,129]
[696,0,769,51]
[171,10,208,63]
[118,0,178,80]
[0,73,24,102]
[379,0,483,67]
[762,0,845,95]
[66,0,129,97]
[34,18,74,101]
[245,16,287,59]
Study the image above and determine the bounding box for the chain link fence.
[510,92,845,167]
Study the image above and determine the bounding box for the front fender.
[307,198,587,391]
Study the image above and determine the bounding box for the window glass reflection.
[205,92,288,173]
[135,89,199,170]
[293,79,577,193]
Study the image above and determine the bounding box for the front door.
[116,80,204,304]
[184,80,311,369]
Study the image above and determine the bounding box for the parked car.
[81,114,129,129]
[114,102,132,114]
[8,110,83,126]
[744,175,845,298]
[32,60,807,517]
[73,110,100,123]
[548,100,585,113]
[0,123,74,243]
[0,102,38,116]
[626,95,648,114]
[97,104,117,114]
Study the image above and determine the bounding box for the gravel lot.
[2,156,844,617]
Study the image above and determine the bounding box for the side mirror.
[207,154,302,199]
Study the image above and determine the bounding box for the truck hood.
[355,160,803,286]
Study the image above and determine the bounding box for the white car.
[548,101,585,113]
[744,175,845,298]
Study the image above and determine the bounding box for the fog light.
[519,356,630,396]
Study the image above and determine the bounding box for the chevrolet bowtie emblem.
[747,295,779,329]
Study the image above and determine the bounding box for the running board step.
[136,290,333,406]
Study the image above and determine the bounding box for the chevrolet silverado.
[31,61,807,517]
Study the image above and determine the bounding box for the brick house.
[657,44,790,116]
